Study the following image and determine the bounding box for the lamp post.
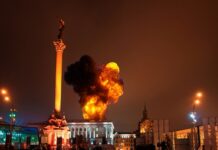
[1,88,16,149]
[189,92,202,150]
[1,89,10,103]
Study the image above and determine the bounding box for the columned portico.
[68,121,114,145]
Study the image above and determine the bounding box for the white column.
[105,127,107,138]
[93,128,95,138]
[89,128,91,138]
[85,127,88,138]
[73,128,75,138]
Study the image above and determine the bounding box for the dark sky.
[0,0,218,132]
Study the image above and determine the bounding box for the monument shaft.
[54,40,66,112]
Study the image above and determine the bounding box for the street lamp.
[1,89,8,95]
[1,88,11,103]
[0,88,16,149]
[4,96,10,103]
[196,92,202,98]
[190,91,203,150]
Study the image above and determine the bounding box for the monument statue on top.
[57,19,65,40]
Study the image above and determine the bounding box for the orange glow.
[4,96,10,102]
[53,40,66,113]
[82,62,123,121]
[55,49,64,112]
[105,62,120,72]
[196,92,202,98]
[1,89,7,95]
[195,99,200,105]
[99,62,123,102]
[82,95,107,121]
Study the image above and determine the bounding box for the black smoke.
[65,55,96,94]
[65,55,107,104]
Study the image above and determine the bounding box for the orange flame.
[99,62,123,103]
[82,62,123,121]
[82,95,107,121]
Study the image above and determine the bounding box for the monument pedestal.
[42,111,71,149]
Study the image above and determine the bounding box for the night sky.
[0,0,218,132]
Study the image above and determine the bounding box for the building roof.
[115,131,135,134]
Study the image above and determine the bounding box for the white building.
[68,120,114,145]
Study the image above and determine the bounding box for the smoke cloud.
[64,55,123,121]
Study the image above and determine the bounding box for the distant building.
[136,104,171,149]
[114,132,136,150]
[0,121,39,149]
[172,117,218,150]
[68,120,114,146]
[29,119,115,149]
[153,119,170,148]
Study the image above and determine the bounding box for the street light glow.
[4,96,10,102]
[1,89,7,95]
[195,99,200,105]
[196,92,202,98]
[189,112,196,119]
[189,112,197,123]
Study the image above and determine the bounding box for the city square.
[0,1,218,150]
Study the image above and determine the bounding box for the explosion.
[82,95,107,121]
[99,62,123,103]
[65,55,123,121]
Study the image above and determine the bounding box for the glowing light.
[105,62,120,72]
[189,113,196,119]
[99,62,123,102]
[54,41,65,113]
[81,61,123,121]
[196,92,202,98]
[4,96,10,102]
[195,99,200,105]
[189,112,197,123]
[1,89,7,95]
[82,95,107,121]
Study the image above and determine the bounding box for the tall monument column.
[42,20,70,149]
[53,40,66,112]
[53,19,65,113]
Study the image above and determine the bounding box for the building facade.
[172,117,218,150]
[68,120,114,145]
[136,104,171,149]
[0,122,39,149]
[114,132,136,150]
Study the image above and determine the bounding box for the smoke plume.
[64,55,124,121]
